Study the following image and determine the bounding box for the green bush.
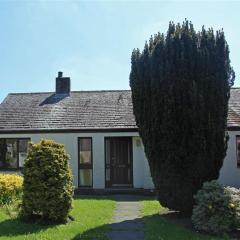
[0,174,23,205]
[21,139,74,223]
[192,180,240,234]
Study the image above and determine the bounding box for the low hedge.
[0,173,23,205]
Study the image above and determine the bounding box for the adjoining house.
[0,72,240,191]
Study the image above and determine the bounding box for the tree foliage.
[192,181,240,234]
[21,139,74,223]
[130,20,235,213]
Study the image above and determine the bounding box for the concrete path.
[106,195,144,240]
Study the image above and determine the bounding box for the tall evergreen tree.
[130,20,235,213]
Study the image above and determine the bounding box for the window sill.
[0,168,21,171]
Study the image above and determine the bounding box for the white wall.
[3,130,240,189]
[132,137,154,189]
[0,132,154,189]
[219,131,240,187]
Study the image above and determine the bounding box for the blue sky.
[0,1,239,102]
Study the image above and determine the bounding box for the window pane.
[106,139,110,164]
[79,169,92,186]
[0,139,7,168]
[80,138,91,151]
[79,139,92,164]
[19,139,29,168]
[237,137,240,167]
[106,168,110,181]
[5,139,17,168]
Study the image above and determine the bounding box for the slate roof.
[1,88,240,133]
[0,90,137,132]
[228,88,240,128]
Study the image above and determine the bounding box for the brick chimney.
[56,71,71,94]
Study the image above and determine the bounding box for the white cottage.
[0,72,239,191]
[0,72,154,193]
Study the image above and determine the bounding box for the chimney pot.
[58,71,63,78]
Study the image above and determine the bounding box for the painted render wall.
[0,132,154,189]
[2,130,239,189]
[219,131,240,188]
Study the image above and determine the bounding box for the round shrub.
[21,139,74,223]
[192,180,240,234]
[0,174,23,205]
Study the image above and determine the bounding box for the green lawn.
[0,197,233,240]
[0,196,115,240]
[142,200,229,240]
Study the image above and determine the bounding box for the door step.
[74,188,156,196]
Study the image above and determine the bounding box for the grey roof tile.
[1,88,240,132]
[228,88,240,128]
[0,90,137,131]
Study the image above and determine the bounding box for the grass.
[0,196,115,240]
[0,196,233,240]
[142,199,229,240]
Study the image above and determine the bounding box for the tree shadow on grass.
[0,217,56,237]
[161,212,240,239]
[0,195,117,238]
[71,217,144,240]
[71,213,229,240]
[0,213,228,240]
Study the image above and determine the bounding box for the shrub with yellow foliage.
[0,174,23,205]
[21,139,74,223]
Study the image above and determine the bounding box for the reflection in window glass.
[0,139,7,168]
[79,169,92,186]
[106,139,110,164]
[19,139,29,167]
[237,136,240,167]
[0,138,30,169]
[106,168,110,181]
[5,139,18,168]
[79,138,92,164]
[78,138,93,187]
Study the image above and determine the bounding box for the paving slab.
[107,195,144,240]
[106,230,144,240]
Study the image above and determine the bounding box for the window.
[237,136,240,167]
[19,139,29,168]
[0,138,30,170]
[78,138,93,187]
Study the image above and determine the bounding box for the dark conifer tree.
[130,20,235,213]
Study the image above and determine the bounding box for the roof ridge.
[8,87,240,95]
[8,90,132,95]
